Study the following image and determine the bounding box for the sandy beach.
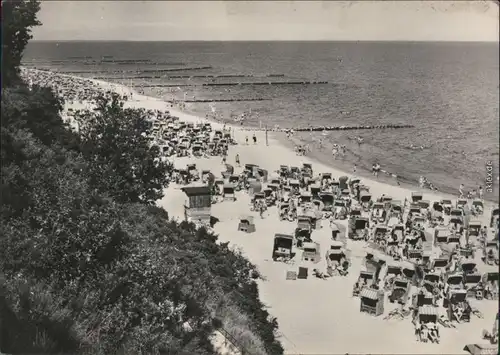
[25,68,498,355]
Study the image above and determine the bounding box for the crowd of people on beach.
[459,184,484,200]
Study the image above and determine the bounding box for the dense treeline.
[0,1,284,354]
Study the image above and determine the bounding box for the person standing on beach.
[252,133,257,144]
[459,184,464,198]
[353,164,357,175]
[332,144,339,159]
[235,153,240,167]
[479,186,484,200]
[245,135,249,145]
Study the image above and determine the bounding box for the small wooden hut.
[182,186,211,224]
[359,287,385,316]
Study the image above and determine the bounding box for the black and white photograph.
[1,1,499,354]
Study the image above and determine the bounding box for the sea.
[23,41,499,202]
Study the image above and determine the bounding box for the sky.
[32,1,499,42]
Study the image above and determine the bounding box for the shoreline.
[30,66,498,204]
[136,84,499,204]
[25,66,496,209]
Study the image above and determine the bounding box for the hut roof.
[181,186,211,197]
[360,288,379,300]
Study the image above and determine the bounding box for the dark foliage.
[0,1,284,354]
[73,92,171,204]
[1,0,41,87]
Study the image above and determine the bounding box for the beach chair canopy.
[460,262,477,273]
[360,271,374,279]
[472,199,484,207]
[431,258,449,269]
[387,265,402,275]
[394,279,409,289]
[320,193,334,201]
[418,305,438,318]
[330,241,344,249]
[483,272,499,282]
[355,218,369,229]
[412,192,423,200]
[463,344,499,355]
[449,289,467,302]
[469,221,482,228]
[447,274,463,285]
[392,224,405,231]
[424,273,440,284]
[360,288,379,300]
[303,242,318,252]
[360,192,372,201]
[240,215,254,224]
[274,233,293,241]
[374,225,389,233]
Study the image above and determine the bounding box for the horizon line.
[31,39,499,44]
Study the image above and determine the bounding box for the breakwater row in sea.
[172,98,271,103]
[237,124,415,132]
[87,61,186,66]
[92,74,286,80]
[136,81,329,88]
[43,66,214,75]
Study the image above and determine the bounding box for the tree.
[1,0,41,87]
[1,84,75,149]
[74,92,171,204]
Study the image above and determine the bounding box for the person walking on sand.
[479,186,484,200]
[459,184,464,198]
[252,133,257,144]
[245,135,249,145]
[235,153,240,167]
